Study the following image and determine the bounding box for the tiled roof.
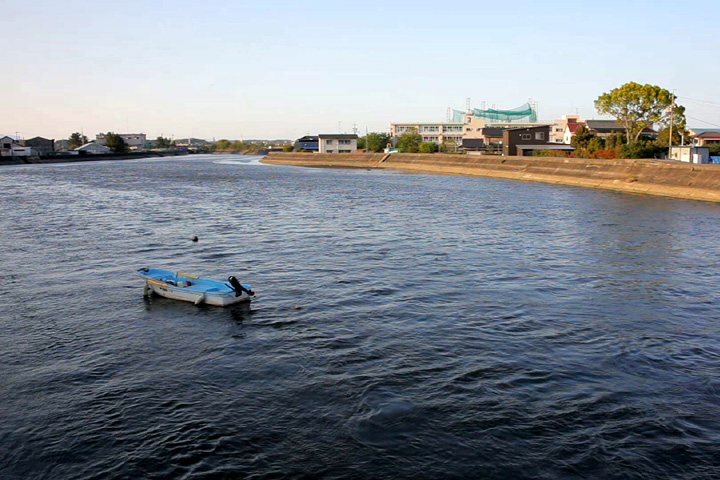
[566,122,586,133]
[695,131,720,138]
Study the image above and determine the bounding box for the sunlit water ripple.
[1,154,720,479]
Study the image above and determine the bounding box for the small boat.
[137,268,254,306]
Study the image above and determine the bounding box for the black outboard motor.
[228,276,254,297]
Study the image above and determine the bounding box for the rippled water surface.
[2,155,720,479]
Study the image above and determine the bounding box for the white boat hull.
[145,279,251,306]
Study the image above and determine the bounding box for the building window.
[326,140,334,144]
[535,132,545,140]
[521,134,531,140]
[339,139,351,144]
[326,150,334,153]
[339,149,351,153]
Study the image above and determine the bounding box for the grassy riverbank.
[262,152,720,203]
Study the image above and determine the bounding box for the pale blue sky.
[3,0,720,140]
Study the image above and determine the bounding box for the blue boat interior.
[137,268,251,295]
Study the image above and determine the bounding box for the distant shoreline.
[0,150,191,166]
[262,152,720,204]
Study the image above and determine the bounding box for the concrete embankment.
[262,152,720,203]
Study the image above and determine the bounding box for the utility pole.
[669,89,676,150]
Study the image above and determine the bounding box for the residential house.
[690,131,720,146]
[563,122,586,145]
[585,120,656,140]
[293,135,319,152]
[502,125,574,156]
[669,146,710,164]
[23,137,54,156]
[318,134,358,153]
[461,127,504,152]
[75,142,112,154]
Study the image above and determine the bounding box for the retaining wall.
[262,153,720,203]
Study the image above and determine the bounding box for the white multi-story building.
[391,123,464,145]
[391,111,542,150]
[96,133,147,150]
[318,134,358,153]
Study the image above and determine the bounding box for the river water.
[1,154,719,479]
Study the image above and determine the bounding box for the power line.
[685,114,720,129]
[678,96,720,108]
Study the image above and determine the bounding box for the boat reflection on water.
[142,292,255,325]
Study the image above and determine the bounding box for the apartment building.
[390,123,464,145]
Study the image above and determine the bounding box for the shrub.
[617,141,663,159]
[532,149,568,157]
[587,137,605,152]
[590,149,618,159]
[418,142,439,153]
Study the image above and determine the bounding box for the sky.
[3,0,720,141]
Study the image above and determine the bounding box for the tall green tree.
[365,132,391,152]
[155,136,172,149]
[586,137,605,152]
[571,125,595,149]
[595,82,676,144]
[655,104,688,146]
[606,132,626,149]
[396,128,421,153]
[104,132,129,153]
[68,132,88,148]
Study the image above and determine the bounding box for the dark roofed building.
[23,136,55,155]
[585,120,656,138]
[502,125,551,156]
[294,135,319,152]
[461,138,485,151]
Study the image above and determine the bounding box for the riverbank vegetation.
[206,139,270,153]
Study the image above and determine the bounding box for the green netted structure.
[453,103,537,123]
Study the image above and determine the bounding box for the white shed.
[669,146,710,164]
[75,142,112,154]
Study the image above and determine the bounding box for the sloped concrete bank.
[262,152,720,203]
